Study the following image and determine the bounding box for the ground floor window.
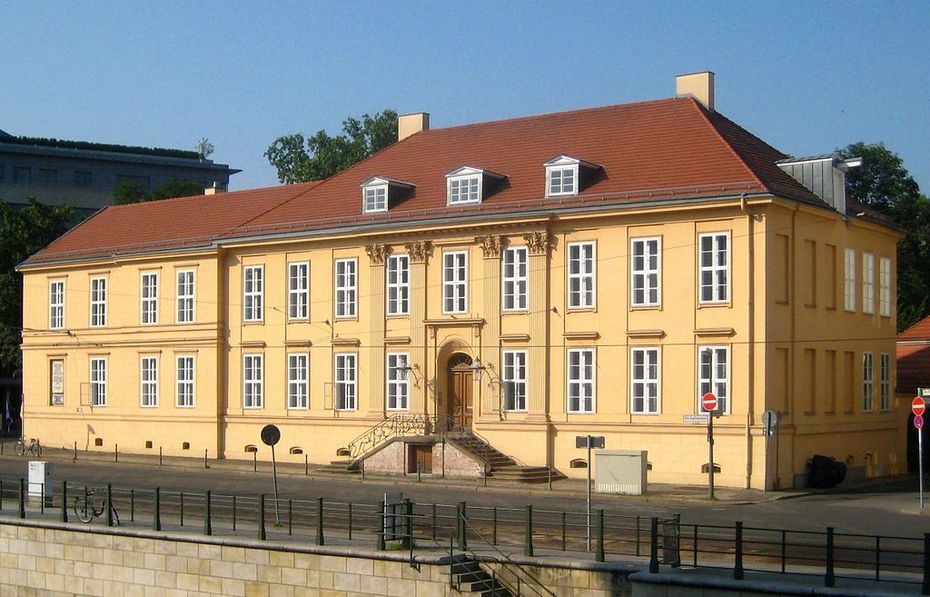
[386,352,409,410]
[90,358,107,407]
[502,350,527,412]
[288,353,309,410]
[631,347,660,414]
[176,356,195,407]
[698,346,728,413]
[335,353,357,411]
[567,348,595,413]
[243,354,263,409]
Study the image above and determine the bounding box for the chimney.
[676,71,715,111]
[204,181,223,195]
[397,112,430,142]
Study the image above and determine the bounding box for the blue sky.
[3,2,928,193]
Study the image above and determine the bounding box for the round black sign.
[261,424,281,446]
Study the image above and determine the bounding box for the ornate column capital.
[475,235,505,259]
[404,241,434,264]
[365,244,392,265]
[523,231,553,255]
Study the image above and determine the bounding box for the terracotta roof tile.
[899,315,930,341]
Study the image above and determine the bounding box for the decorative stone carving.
[404,241,434,263]
[476,235,504,259]
[523,231,553,255]
[365,244,391,264]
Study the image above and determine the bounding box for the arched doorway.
[447,353,474,429]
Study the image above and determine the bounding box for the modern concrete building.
[18,73,907,489]
[0,129,239,215]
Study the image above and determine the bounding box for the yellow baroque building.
[19,73,906,489]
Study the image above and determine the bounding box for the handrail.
[346,414,432,460]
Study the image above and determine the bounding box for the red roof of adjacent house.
[897,316,930,393]
[24,97,826,266]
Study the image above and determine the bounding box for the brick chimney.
[397,112,430,142]
[676,71,715,112]
[204,181,223,195]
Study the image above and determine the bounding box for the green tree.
[0,199,74,378]
[839,142,930,331]
[265,110,398,183]
[112,179,205,205]
[113,180,148,205]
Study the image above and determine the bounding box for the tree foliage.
[0,199,74,378]
[113,179,205,205]
[265,110,398,183]
[840,142,930,331]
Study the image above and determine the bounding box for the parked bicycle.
[14,437,41,458]
[73,487,119,525]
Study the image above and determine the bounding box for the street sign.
[919,387,930,398]
[575,435,605,449]
[762,410,779,436]
[261,424,281,446]
[916,415,925,430]
[701,393,718,412]
[913,397,926,417]
[683,414,709,425]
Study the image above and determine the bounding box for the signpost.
[261,424,281,524]
[576,435,605,552]
[761,410,779,493]
[915,392,928,512]
[701,393,720,499]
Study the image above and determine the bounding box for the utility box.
[28,461,53,502]
[595,450,647,495]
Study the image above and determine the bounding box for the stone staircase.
[448,558,512,596]
[316,459,360,475]
[446,432,558,484]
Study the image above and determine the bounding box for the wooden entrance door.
[447,354,474,429]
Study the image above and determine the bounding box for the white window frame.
[176,355,195,408]
[844,249,856,312]
[90,357,107,407]
[631,347,661,414]
[698,232,730,304]
[502,247,528,311]
[698,346,729,414]
[447,174,481,205]
[862,252,874,314]
[631,237,661,307]
[243,353,263,409]
[386,254,410,316]
[880,353,891,412]
[140,272,159,325]
[90,276,107,327]
[363,184,388,213]
[243,265,264,322]
[546,165,578,197]
[334,353,357,411]
[287,352,309,410]
[567,242,596,309]
[442,251,468,314]
[879,257,892,317]
[176,270,195,324]
[567,348,595,413]
[335,258,357,318]
[502,350,528,412]
[288,261,310,320]
[49,279,65,330]
[386,352,410,411]
[862,352,873,412]
[140,356,158,408]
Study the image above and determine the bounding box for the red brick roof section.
[899,315,930,342]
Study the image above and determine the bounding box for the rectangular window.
[140,356,158,407]
[334,353,357,411]
[243,265,264,322]
[880,353,891,411]
[243,354,263,409]
[862,252,874,314]
[50,359,64,405]
[386,353,410,411]
[862,352,873,412]
[90,277,107,327]
[287,353,309,410]
[631,347,660,414]
[335,258,357,318]
[140,272,158,325]
[176,270,195,323]
[364,186,387,212]
[443,251,468,314]
[567,242,595,308]
[502,247,528,311]
[502,350,528,412]
[49,280,65,330]
[699,233,729,303]
[548,166,576,196]
[879,257,891,317]
[386,255,409,316]
[176,356,195,408]
[844,249,856,311]
[90,357,107,407]
[826,244,837,309]
[567,348,595,413]
[631,237,661,307]
[448,175,480,204]
[699,346,729,413]
[288,262,309,320]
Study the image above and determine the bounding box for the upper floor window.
[140,356,158,408]
[698,346,729,413]
[567,242,595,309]
[386,255,409,316]
[335,258,357,318]
[862,352,873,412]
[287,353,309,410]
[443,251,468,314]
[502,247,528,311]
[288,262,309,320]
[360,176,414,213]
[698,233,729,303]
[879,257,892,317]
[844,249,856,311]
[176,270,195,324]
[862,252,874,314]
[631,347,660,414]
[90,357,107,407]
[49,280,65,330]
[502,350,528,412]
[335,353,357,411]
[364,185,387,213]
[243,265,263,322]
[545,156,580,197]
[448,175,480,205]
[176,355,195,408]
[386,353,410,411]
[90,277,107,327]
[631,237,661,307]
[141,272,158,325]
[243,353,263,409]
[567,348,595,413]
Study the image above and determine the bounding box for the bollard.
[18,478,25,519]
[204,449,209,469]
[204,491,212,536]
[73,441,77,462]
[649,517,659,573]
[105,483,113,527]
[115,444,118,463]
[457,501,467,551]
[159,447,163,467]
[524,504,534,557]
[734,521,744,580]
[922,533,930,596]
[253,451,257,472]
[377,501,386,550]
[596,510,605,562]
[825,527,835,587]
[153,487,161,531]
[316,497,324,546]
[60,481,68,523]
[258,494,266,540]
[305,454,308,476]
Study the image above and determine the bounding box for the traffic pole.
[920,426,924,513]
[708,414,715,500]
[586,437,592,552]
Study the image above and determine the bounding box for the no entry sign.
[913,397,926,417]
[701,393,718,412]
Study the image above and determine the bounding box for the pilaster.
[405,241,433,415]
[365,244,390,418]
[525,231,552,419]
[477,235,504,417]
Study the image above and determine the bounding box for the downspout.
[742,194,755,489]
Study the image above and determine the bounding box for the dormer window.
[544,155,600,198]
[360,176,415,213]
[445,166,506,206]
[364,186,387,212]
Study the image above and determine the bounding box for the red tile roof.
[899,315,930,342]
[24,97,828,266]
[897,316,930,393]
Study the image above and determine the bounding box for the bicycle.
[14,437,42,458]
[73,488,120,525]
